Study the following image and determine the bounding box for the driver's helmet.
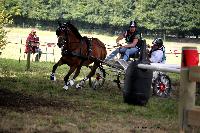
[152,38,163,47]
[129,20,137,27]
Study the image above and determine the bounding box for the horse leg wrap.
[63,79,75,91]
[63,84,69,90]
[76,78,87,89]
[75,84,81,89]
[50,73,56,81]
[68,79,75,86]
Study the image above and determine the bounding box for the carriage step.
[115,59,128,70]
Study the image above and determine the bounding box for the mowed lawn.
[0,58,179,133]
[0,27,200,132]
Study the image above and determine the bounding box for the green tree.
[3,0,21,16]
[28,0,62,20]
[0,1,12,51]
[2,0,200,37]
[135,0,200,37]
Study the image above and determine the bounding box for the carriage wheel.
[89,66,106,90]
[152,74,171,98]
[115,72,125,90]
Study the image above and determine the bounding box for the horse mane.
[66,22,82,40]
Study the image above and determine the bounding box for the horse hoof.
[51,77,56,81]
[69,79,74,86]
[50,73,56,81]
[63,85,69,90]
[75,84,82,89]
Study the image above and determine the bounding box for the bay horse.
[50,22,107,90]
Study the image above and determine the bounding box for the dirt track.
[0,89,73,112]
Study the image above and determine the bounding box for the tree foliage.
[135,0,200,36]
[1,0,200,37]
[0,1,12,51]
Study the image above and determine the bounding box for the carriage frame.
[89,39,172,98]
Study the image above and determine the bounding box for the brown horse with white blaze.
[50,22,107,90]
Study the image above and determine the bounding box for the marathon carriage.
[89,39,172,99]
[51,22,172,106]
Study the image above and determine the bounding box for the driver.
[105,20,142,64]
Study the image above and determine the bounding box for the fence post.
[19,39,22,63]
[26,42,32,70]
[179,47,199,132]
[53,48,55,63]
[26,50,31,70]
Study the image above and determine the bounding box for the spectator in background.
[25,29,42,61]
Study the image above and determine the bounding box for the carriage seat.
[129,51,140,60]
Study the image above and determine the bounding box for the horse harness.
[62,37,94,62]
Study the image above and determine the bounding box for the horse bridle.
[56,24,81,50]
[56,25,69,49]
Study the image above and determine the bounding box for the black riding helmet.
[152,38,163,47]
[129,20,137,27]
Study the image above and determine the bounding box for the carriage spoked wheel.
[89,66,106,90]
[152,73,172,98]
[114,72,125,90]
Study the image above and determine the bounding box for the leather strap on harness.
[62,37,93,63]
[82,36,92,57]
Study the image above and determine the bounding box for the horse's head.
[56,22,69,48]
[56,22,82,49]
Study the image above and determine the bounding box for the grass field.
[0,58,179,133]
[0,27,200,132]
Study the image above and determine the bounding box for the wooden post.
[26,51,31,70]
[179,47,199,133]
[26,44,31,70]
[19,39,22,63]
[53,48,55,63]
[179,68,196,132]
